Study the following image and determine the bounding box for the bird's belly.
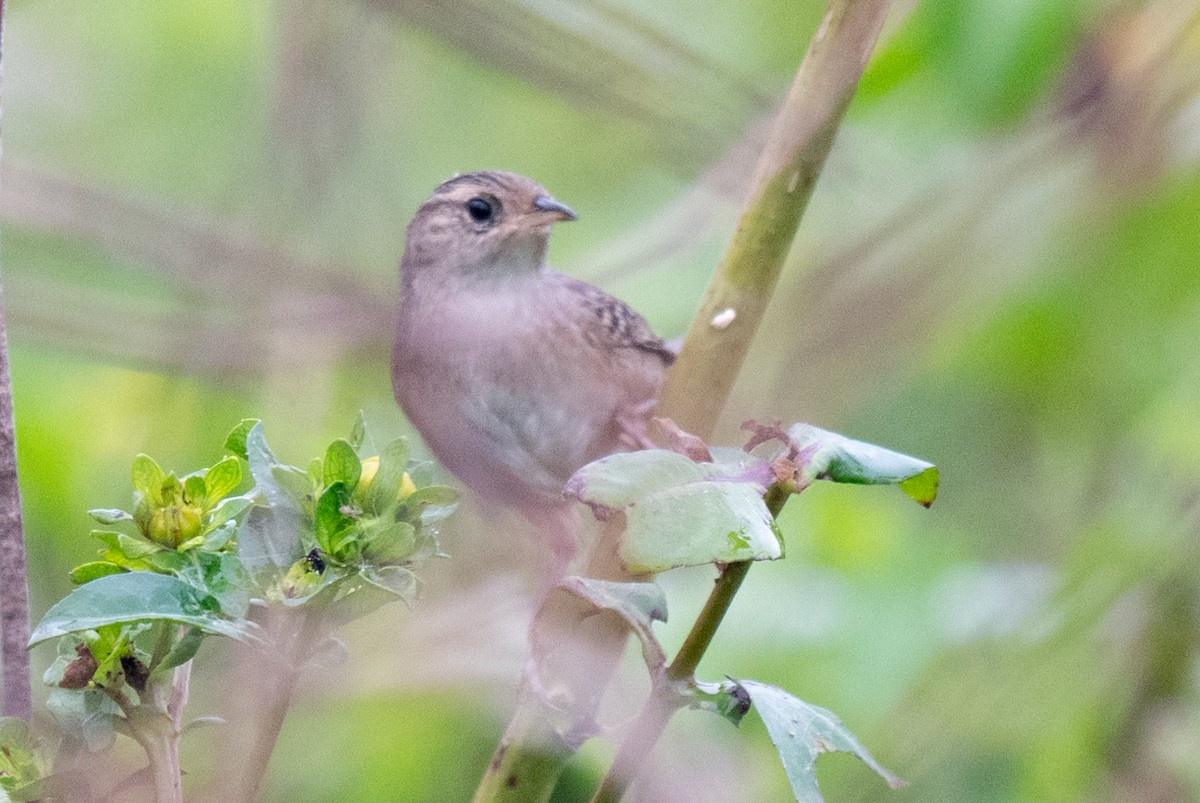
[395,342,623,510]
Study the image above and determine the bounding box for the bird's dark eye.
[466,197,494,224]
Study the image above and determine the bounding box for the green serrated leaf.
[566,450,780,573]
[224,419,260,461]
[69,562,126,585]
[29,573,256,647]
[739,680,905,801]
[323,439,361,489]
[364,437,410,515]
[131,455,165,503]
[176,552,251,620]
[88,509,132,525]
[204,456,242,505]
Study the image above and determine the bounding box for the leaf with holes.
[739,680,904,801]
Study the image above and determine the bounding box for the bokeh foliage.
[4,0,1199,800]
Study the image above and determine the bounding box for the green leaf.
[202,520,237,552]
[271,465,313,504]
[314,484,353,556]
[323,439,361,489]
[365,437,410,515]
[402,485,459,524]
[203,456,242,504]
[739,680,905,801]
[0,717,48,797]
[131,454,165,503]
[295,571,406,629]
[183,474,207,508]
[551,577,669,670]
[158,626,205,672]
[691,679,752,727]
[88,508,132,525]
[46,688,121,752]
[361,521,417,564]
[93,530,163,560]
[237,423,305,576]
[785,423,939,506]
[68,561,126,585]
[205,495,253,533]
[224,418,260,461]
[361,565,417,600]
[176,552,251,619]
[29,572,256,647]
[566,450,781,573]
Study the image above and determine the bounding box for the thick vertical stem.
[0,289,30,721]
[122,698,184,803]
[656,0,894,436]
[0,0,32,720]
[232,607,310,802]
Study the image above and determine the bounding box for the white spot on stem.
[710,308,736,330]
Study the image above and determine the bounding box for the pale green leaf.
[740,680,905,801]
[566,450,780,572]
[29,573,256,647]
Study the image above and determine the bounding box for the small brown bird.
[392,171,674,568]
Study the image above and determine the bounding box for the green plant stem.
[591,486,790,803]
[591,560,752,803]
[234,607,311,802]
[109,684,184,803]
[656,0,894,436]
[470,689,576,803]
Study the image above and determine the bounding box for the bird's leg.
[616,399,659,450]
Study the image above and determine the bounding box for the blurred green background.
[4,0,1200,800]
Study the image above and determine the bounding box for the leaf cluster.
[558,419,935,801]
[17,415,458,793]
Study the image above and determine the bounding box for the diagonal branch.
[657,0,893,438]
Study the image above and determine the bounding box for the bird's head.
[401,171,576,284]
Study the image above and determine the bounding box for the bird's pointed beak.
[533,195,577,222]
